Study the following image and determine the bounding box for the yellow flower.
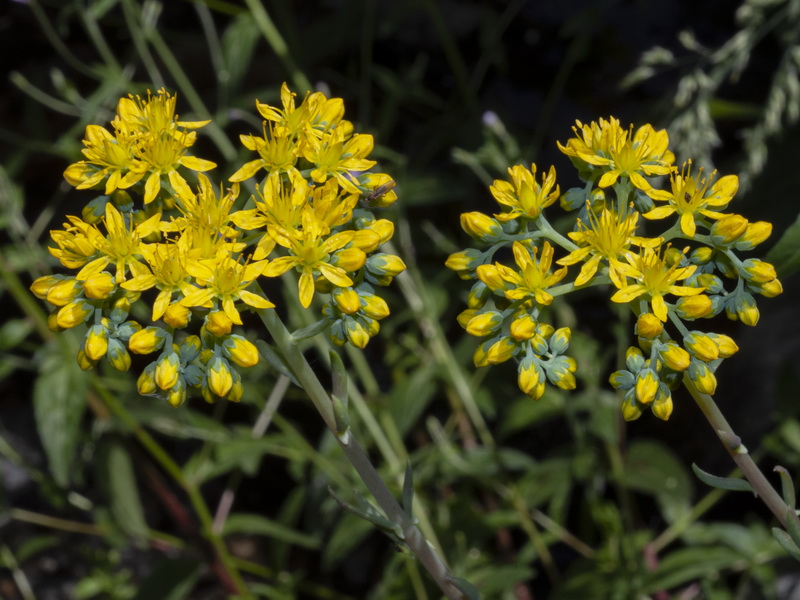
[302,127,377,193]
[75,203,162,284]
[182,256,274,325]
[489,164,559,221]
[261,209,357,308]
[63,124,147,193]
[643,163,738,237]
[478,241,567,306]
[611,246,704,321]
[229,123,301,183]
[557,207,661,287]
[559,118,674,192]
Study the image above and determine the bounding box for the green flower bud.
[518,356,545,398]
[467,281,490,309]
[621,391,643,421]
[76,349,98,371]
[625,347,645,373]
[609,369,634,390]
[731,293,759,326]
[107,339,131,372]
[549,328,572,355]
[547,355,577,390]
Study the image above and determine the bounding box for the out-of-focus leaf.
[388,364,436,435]
[132,558,200,600]
[220,13,260,96]
[449,576,482,600]
[222,513,320,549]
[499,393,564,437]
[0,318,33,351]
[128,403,230,442]
[33,339,88,487]
[766,211,800,277]
[470,564,534,596]
[623,440,693,523]
[103,440,148,540]
[642,546,747,591]
[773,528,800,560]
[321,512,375,571]
[15,535,59,563]
[516,457,573,509]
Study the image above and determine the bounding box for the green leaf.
[775,466,796,509]
[220,13,260,95]
[692,463,754,492]
[222,513,320,549]
[290,319,330,342]
[256,340,300,387]
[388,364,436,436]
[402,461,414,520]
[132,558,200,600]
[33,339,88,487]
[0,318,33,351]
[643,546,745,591]
[623,440,692,523]
[448,576,482,600]
[103,440,149,540]
[773,528,800,561]
[321,512,375,571]
[765,211,800,277]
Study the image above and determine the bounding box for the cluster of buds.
[448,117,781,420]
[32,85,404,406]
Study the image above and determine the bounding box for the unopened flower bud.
[206,311,233,337]
[676,294,713,319]
[735,221,771,251]
[688,360,717,395]
[332,247,367,272]
[660,342,690,371]
[367,253,406,278]
[733,293,760,326]
[137,364,157,395]
[129,326,167,354]
[742,259,777,284]
[518,356,544,398]
[710,214,748,245]
[547,355,577,390]
[466,311,503,337]
[635,368,659,404]
[345,317,371,349]
[57,301,94,329]
[756,278,783,298]
[625,347,645,373]
[106,339,131,372]
[361,294,390,320]
[510,314,536,341]
[84,325,109,361]
[652,388,673,420]
[76,349,97,371]
[30,275,63,300]
[167,377,187,407]
[684,331,719,362]
[709,333,738,358]
[486,336,516,365]
[333,287,362,315]
[549,328,572,354]
[621,393,643,421]
[47,278,83,307]
[206,356,233,397]
[83,271,116,299]
[690,247,714,265]
[461,212,503,240]
[636,313,662,339]
[223,335,259,368]
[163,303,191,328]
[155,352,181,390]
[467,281,490,309]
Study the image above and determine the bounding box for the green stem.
[683,376,792,527]
[255,306,465,600]
[92,382,252,598]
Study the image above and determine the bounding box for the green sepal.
[255,340,300,387]
[775,466,796,509]
[290,319,330,343]
[402,461,414,521]
[328,486,405,545]
[691,463,754,492]
[773,527,800,561]
[447,576,481,600]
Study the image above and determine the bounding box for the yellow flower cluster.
[32,85,405,406]
[447,116,781,420]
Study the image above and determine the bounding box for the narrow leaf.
[329,350,347,405]
[766,211,800,277]
[33,340,88,487]
[448,576,481,600]
[775,466,796,509]
[256,340,299,386]
[402,461,414,520]
[105,440,149,540]
[773,528,800,561]
[785,509,800,548]
[290,319,330,342]
[692,463,754,492]
[222,513,320,549]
